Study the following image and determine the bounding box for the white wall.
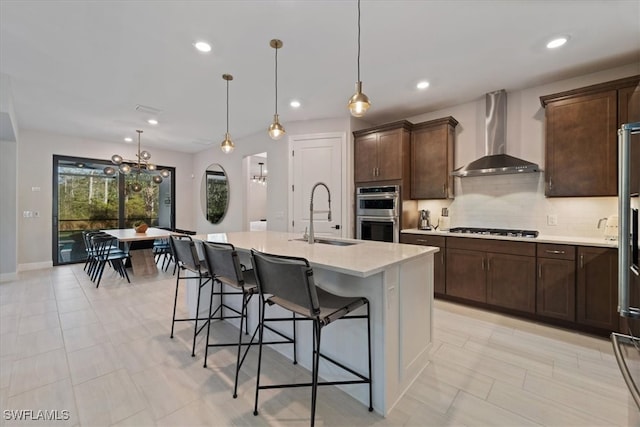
[409,62,639,238]
[192,117,352,234]
[16,129,194,268]
[0,140,18,280]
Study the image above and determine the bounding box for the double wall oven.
[356,185,400,243]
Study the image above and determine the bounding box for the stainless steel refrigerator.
[612,121,640,424]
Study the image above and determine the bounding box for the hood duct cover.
[452,89,540,177]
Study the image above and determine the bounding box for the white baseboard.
[18,261,53,272]
[0,272,18,282]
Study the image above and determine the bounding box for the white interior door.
[290,134,344,238]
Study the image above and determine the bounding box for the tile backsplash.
[416,173,617,238]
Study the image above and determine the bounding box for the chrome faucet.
[308,182,332,244]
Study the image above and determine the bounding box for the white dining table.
[101,227,174,275]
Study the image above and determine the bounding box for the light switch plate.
[547,214,558,226]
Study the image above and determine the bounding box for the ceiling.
[1,0,639,154]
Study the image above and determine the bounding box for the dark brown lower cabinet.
[576,246,619,331]
[536,244,576,321]
[445,237,536,309]
[486,253,536,313]
[402,234,619,335]
[446,248,486,302]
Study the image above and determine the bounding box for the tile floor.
[0,263,634,426]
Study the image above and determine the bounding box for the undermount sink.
[291,238,360,246]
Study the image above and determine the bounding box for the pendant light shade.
[268,114,285,140]
[220,74,235,153]
[268,39,285,140]
[348,0,371,117]
[348,81,371,117]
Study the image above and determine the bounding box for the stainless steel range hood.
[451,89,540,177]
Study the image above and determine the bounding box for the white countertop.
[401,228,618,248]
[193,231,438,278]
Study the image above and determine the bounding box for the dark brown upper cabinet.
[540,75,640,197]
[618,84,640,195]
[410,117,458,199]
[353,121,412,184]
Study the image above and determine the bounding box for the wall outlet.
[547,214,558,226]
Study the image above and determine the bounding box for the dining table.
[101,227,174,275]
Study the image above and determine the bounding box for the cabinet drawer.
[400,233,445,247]
[537,243,575,260]
[447,237,535,256]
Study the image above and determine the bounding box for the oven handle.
[611,332,640,410]
[357,215,397,223]
[356,193,398,200]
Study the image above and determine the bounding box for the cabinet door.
[445,248,486,302]
[537,258,576,321]
[618,85,640,195]
[486,253,536,313]
[545,90,618,196]
[576,247,618,330]
[411,126,448,199]
[354,134,378,183]
[376,130,403,181]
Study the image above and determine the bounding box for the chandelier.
[103,130,169,192]
[252,162,267,185]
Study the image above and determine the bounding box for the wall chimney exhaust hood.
[451,89,540,177]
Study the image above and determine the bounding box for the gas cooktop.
[448,227,539,238]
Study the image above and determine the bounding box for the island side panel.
[391,253,433,412]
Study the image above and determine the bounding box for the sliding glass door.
[53,155,175,265]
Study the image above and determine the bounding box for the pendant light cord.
[274,46,279,115]
[357,0,361,82]
[226,79,230,133]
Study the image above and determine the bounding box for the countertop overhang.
[193,231,438,278]
[401,228,618,248]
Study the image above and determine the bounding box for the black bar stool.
[169,235,212,357]
[250,249,373,427]
[202,241,299,398]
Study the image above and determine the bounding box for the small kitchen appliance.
[418,210,431,230]
[597,215,619,241]
[438,207,451,231]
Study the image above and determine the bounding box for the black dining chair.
[250,249,373,427]
[90,234,130,287]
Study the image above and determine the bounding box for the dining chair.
[250,249,373,427]
[90,235,130,287]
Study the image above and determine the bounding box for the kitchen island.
[187,231,437,416]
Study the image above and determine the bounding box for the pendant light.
[348,0,371,117]
[220,74,235,153]
[268,39,285,140]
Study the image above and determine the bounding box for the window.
[52,155,175,265]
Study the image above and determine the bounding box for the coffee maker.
[419,210,431,230]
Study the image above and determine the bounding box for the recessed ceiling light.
[147,119,158,125]
[194,41,211,53]
[417,81,430,90]
[124,137,133,142]
[546,37,568,49]
[290,100,301,108]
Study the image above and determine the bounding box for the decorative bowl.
[134,223,148,233]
